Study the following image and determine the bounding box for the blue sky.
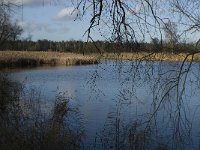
[8,0,170,42]
[7,0,102,41]
[6,0,200,42]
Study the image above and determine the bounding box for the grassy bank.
[1,51,200,69]
[0,51,99,68]
[104,52,200,62]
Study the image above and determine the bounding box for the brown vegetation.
[1,51,200,69]
[0,51,99,68]
[104,52,200,62]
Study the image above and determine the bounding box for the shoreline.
[104,52,200,62]
[0,51,99,69]
[0,51,200,69]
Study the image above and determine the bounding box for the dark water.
[1,60,200,150]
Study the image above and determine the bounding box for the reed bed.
[1,51,200,69]
[103,52,200,62]
[0,51,99,68]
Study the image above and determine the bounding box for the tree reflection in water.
[1,58,200,150]
[88,59,200,150]
[0,74,84,150]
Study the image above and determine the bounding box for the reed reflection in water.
[0,74,84,150]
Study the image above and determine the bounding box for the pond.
[1,60,200,150]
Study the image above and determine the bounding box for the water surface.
[1,60,200,150]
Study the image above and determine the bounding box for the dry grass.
[1,51,200,68]
[0,51,100,68]
[103,52,200,62]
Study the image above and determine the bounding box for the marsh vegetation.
[2,51,200,69]
[0,74,84,150]
[0,51,99,69]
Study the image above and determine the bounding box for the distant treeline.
[0,39,198,54]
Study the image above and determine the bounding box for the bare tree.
[151,37,161,52]
[0,1,23,47]
[171,0,200,48]
[163,21,179,52]
[72,0,200,49]
[73,0,162,42]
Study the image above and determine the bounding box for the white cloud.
[55,7,78,21]
[127,0,153,15]
[17,21,69,38]
[17,21,42,32]
[134,1,148,14]
[18,21,55,34]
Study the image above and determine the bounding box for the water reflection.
[1,60,200,150]
[0,74,84,150]
[88,60,200,150]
